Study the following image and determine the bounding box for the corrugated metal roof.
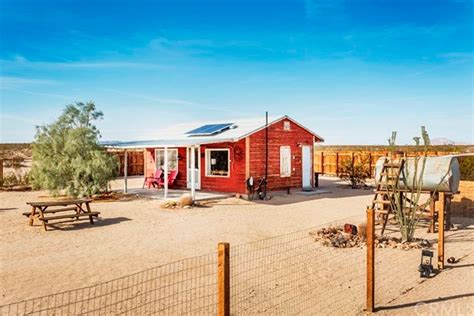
[101,138,234,149]
[102,115,324,149]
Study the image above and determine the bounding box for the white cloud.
[0,76,58,88]
[0,113,39,125]
[102,89,197,106]
[0,57,171,71]
[1,87,74,100]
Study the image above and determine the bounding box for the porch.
[109,176,233,201]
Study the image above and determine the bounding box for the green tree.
[30,102,118,197]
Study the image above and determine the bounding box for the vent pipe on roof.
[264,111,268,197]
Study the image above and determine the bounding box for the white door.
[302,146,312,189]
[187,147,200,190]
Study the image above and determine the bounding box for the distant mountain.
[431,137,468,145]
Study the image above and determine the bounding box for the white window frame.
[205,148,230,178]
[283,121,291,131]
[280,146,291,177]
[155,148,179,172]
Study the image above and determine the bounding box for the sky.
[0,0,472,145]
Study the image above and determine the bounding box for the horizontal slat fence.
[314,148,459,178]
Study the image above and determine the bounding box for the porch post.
[190,146,196,201]
[164,147,169,198]
[123,150,128,194]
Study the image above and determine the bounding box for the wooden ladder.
[371,158,405,235]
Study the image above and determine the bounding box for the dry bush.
[339,158,370,189]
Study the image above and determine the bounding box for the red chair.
[143,169,163,188]
[158,170,178,188]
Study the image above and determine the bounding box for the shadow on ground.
[250,185,374,206]
[0,208,18,212]
[376,292,474,312]
[44,217,132,231]
[451,197,474,218]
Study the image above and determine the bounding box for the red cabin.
[108,115,324,196]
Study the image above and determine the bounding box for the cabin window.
[156,149,178,171]
[206,149,230,177]
[283,121,291,131]
[280,146,291,177]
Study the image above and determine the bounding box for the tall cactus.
[385,127,446,241]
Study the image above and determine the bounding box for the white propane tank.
[374,156,460,193]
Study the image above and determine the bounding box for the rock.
[161,200,179,209]
[179,194,193,207]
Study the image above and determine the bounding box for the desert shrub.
[458,155,474,181]
[30,102,119,197]
[1,170,30,188]
[3,156,25,169]
[1,173,18,188]
[339,158,370,188]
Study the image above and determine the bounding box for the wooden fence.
[314,149,456,177]
[111,150,144,176]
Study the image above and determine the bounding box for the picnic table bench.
[24,199,99,231]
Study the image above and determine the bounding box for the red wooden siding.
[199,139,247,193]
[175,147,187,188]
[248,118,314,192]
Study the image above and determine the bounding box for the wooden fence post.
[366,207,375,313]
[320,152,324,175]
[438,193,445,270]
[218,242,230,316]
[335,152,339,176]
[0,159,3,184]
[368,153,372,178]
[123,150,128,194]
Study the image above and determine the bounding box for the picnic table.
[24,199,100,231]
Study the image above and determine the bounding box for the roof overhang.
[102,138,237,149]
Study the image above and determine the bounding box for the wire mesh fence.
[1,218,368,315]
[230,225,366,314]
[2,215,459,315]
[373,216,474,311]
[0,252,218,315]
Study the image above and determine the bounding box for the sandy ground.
[0,177,473,314]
